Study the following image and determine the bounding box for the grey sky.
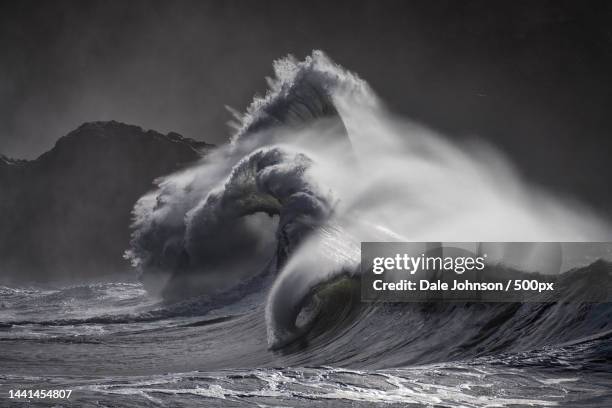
[1,0,612,212]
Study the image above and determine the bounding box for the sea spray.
[124,51,612,347]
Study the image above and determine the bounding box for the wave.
[0,277,262,328]
[264,260,612,366]
[2,262,611,368]
[115,50,612,363]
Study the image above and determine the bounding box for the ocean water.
[0,278,611,407]
[2,51,612,406]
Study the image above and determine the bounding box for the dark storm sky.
[1,0,612,209]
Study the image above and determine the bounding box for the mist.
[114,52,611,346]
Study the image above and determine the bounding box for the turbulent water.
[1,52,612,407]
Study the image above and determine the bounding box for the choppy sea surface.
[0,277,610,407]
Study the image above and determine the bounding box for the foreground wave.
[1,264,611,406]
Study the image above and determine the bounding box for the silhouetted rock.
[0,121,211,283]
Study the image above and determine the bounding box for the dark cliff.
[0,121,211,283]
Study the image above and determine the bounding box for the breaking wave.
[1,262,611,368]
[123,50,611,354]
[3,51,612,407]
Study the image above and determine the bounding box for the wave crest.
[125,50,612,349]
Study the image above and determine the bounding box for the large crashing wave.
[126,51,611,348]
[125,52,351,299]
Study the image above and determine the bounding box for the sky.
[1,0,612,210]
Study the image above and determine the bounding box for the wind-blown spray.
[125,50,611,347]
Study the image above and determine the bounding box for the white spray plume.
[123,51,610,345]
